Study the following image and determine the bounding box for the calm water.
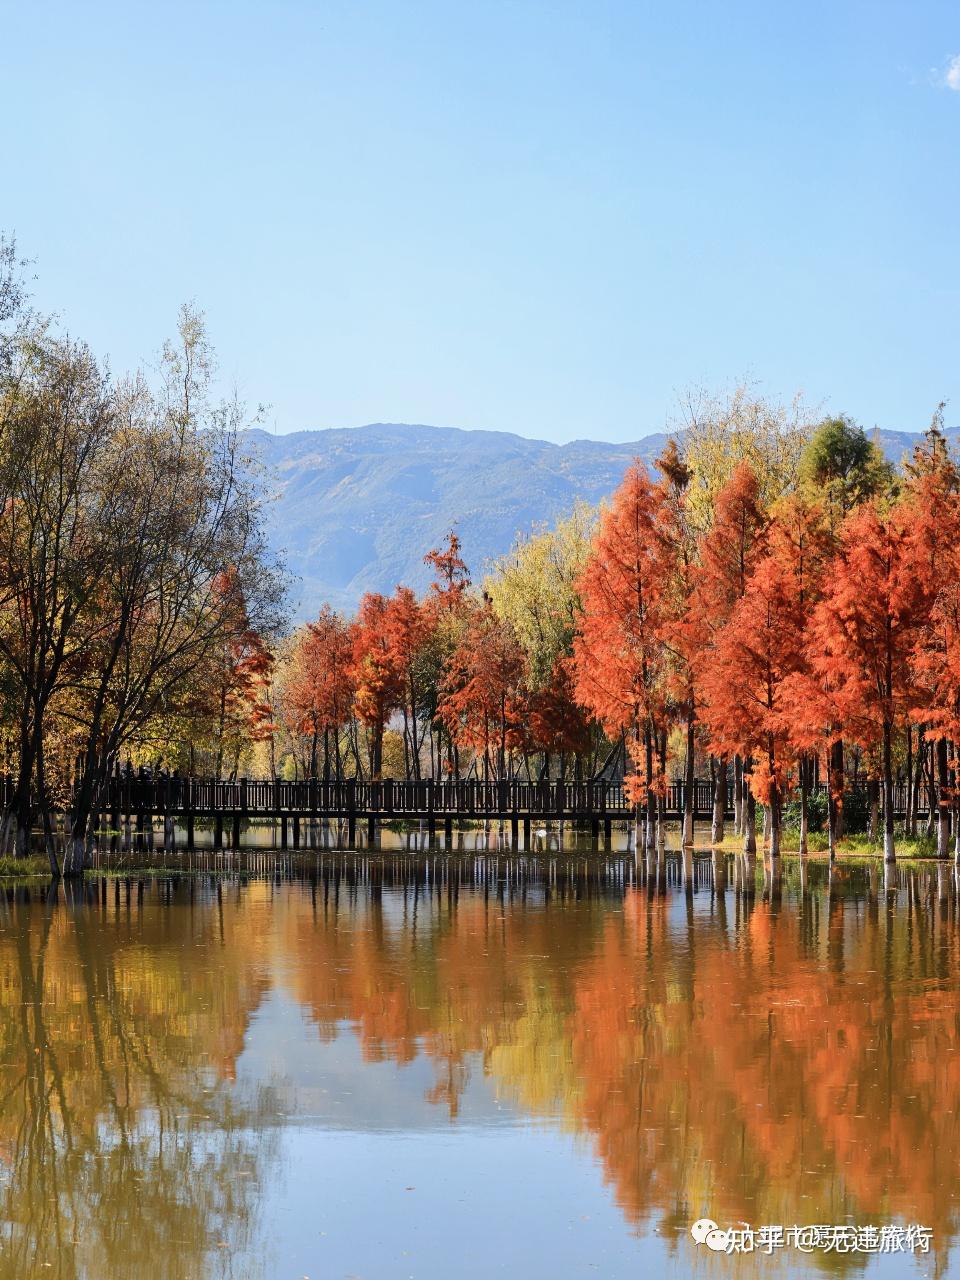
[0,850,957,1279]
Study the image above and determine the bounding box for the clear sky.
[3,0,959,443]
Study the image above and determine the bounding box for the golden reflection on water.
[0,854,958,1277]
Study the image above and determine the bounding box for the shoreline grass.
[708,831,945,860]
[0,854,52,877]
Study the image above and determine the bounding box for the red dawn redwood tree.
[287,605,356,779]
[572,461,664,848]
[701,556,793,856]
[423,531,471,776]
[902,423,960,857]
[807,499,928,864]
[352,592,404,778]
[528,657,592,765]
[652,442,700,847]
[383,585,432,779]
[762,496,832,854]
[424,531,471,615]
[690,462,766,849]
[437,600,527,782]
[702,496,829,857]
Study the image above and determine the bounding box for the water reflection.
[1,854,958,1277]
[0,879,277,1279]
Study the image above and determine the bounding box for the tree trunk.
[868,777,879,842]
[742,757,756,855]
[882,718,896,864]
[831,738,845,840]
[644,726,655,851]
[682,714,695,848]
[62,833,87,877]
[925,738,936,838]
[35,744,60,878]
[733,754,743,835]
[937,736,950,859]
[711,755,726,846]
[798,754,809,856]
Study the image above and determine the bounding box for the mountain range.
[247,422,959,620]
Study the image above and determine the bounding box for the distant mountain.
[874,426,960,464]
[247,422,959,620]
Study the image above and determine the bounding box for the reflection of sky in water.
[232,990,666,1279]
[234,991,521,1131]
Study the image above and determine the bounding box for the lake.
[0,848,954,1279]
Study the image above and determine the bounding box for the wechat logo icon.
[691,1218,732,1252]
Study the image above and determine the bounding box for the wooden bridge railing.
[0,773,928,821]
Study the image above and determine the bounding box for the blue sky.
[3,0,959,443]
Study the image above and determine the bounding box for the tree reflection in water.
[0,878,277,1280]
[0,855,958,1278]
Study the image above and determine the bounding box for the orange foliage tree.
[689,462,766,847]
[701,497,830,856]
[806,499,929,862]
[383,585,434,779]
[351,592,405,778]
[286,605,356,779]
[437,600,527,782]
[572,462,665,846]
[651,442,700,845]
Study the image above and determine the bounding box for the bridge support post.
[591,816,600,840]
[511,815,519,844]
[604,817,612,845]
[367,814,376,844]
[426,780,435,839]
[523,816,531,849]
[186,813,195,850]
[347,779,356,845]
[280,814,288,849]
[444,815,453,845]
[164,814,174,851]
[293,815,300,848]
[232,813,241,849]
[214,815,223,849]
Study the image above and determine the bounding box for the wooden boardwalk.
[28,773,930,849]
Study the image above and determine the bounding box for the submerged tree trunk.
[733,755,743,835]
